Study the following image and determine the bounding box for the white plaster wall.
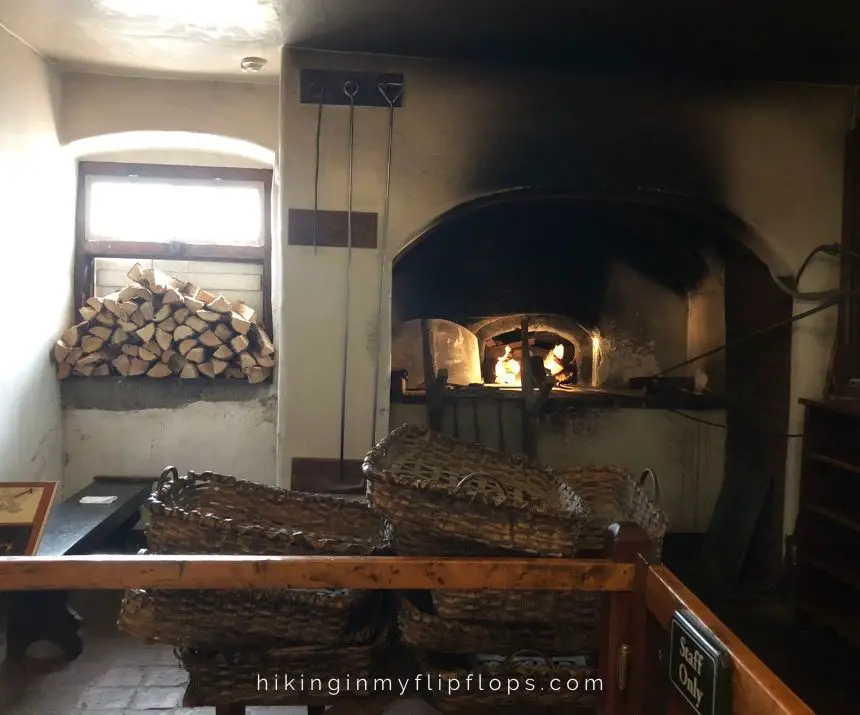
[56,84,280,490]
[277,50,849,534]
[63,400,277,495]
[0,28,75,490]
[59,71,280,150]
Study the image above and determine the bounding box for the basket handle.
[453,472,512,501]
[503,649,552,666]
[638,468,660,505]
[154,466,179,494]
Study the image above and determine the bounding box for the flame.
[494,345,521,386]
[544,343,565,376]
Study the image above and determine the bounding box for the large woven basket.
[180,626,389,707]
[422,651,601,712]
[364,425,588,556]
[398,597,597,655]
[148,467,390,555]
[118,586,385,647]
[557,465,667,555]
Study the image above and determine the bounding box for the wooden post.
[599,522,654,715]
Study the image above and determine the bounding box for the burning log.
[50,262,276,383]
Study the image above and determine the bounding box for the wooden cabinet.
[795,398,860,645]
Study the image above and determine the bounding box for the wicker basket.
[398,597,597,655]
[422,650,601,712]
[393,521,539,557]
[431,589,599,625]
[118,586,385,647]
[364,425,588,556]
[557,465,667,555]
[179,626,389,707]
[148,467,390,556]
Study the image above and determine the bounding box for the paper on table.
[80,496,118,504]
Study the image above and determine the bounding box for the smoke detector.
[240,57,267,73]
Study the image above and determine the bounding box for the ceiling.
[2,1,860,84]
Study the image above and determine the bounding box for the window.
[75,161,273,332]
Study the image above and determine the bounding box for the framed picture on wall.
[0,482,58,556]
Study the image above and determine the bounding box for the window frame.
[74,161,273,334]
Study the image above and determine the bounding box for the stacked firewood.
[52,263,275,383]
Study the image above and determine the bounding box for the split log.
[112,355,131,376]
[177,339,198,357]
[130,310,146,328]
[230,335,250,354]
[136,322,156,343]
[57,363,72,380]
[224,366,245,379]
[79,305,99,321]
[119,285,152,303]
[183,296,205,313]
[146,363,172,378]
[122,345,140,358]
[213,323,234,342]
[174,325,195,341]
[86,297,104,312]
[232,301,255,322]
[160,348,176,365]
[162,287,183,305]
[230,313,251,335]
[111,329,128,345]
[185,284,216,304]
[91,363,111,377]
[153,305,172,323]
[179,363,199,379]
[89,325,113,341]
[128,358,151,377]
[119,320,139,333]
[196,310,220,323]
[77,351,106,367]
[198,359,227,378]
[140,267,185,295]
[213,345,233,360]
[253,351,275,369]
[246,366,273,384]
[206,296,231,314]
[81,335,105,354]
[102,292,122,317]
[155,328,173,351]
[172,307,190,325]
[53,341,71,364]
[65,348,83,366]
[117,302,138,320]
[238,352,257,371]
[127,262,144,284]
[139,302,154,322]
[159,317,176,333]
[252,325,275,356]
[185,347,206,364]
[198,330,222,348]
[74,362,95,377]
[94,311,116,327]
[137,347,158,362]
[143,341,163,358]
[62,323,88,348]
[184,315,208,333]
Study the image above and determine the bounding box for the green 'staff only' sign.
[669,610,732,715]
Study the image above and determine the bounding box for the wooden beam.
[0,555,635,592]
[645,565,815,715]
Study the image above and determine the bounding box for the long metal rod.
[339,80,359,479]
[312,85,324,255]
[370,81,403,446]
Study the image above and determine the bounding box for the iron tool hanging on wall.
[370,79,404,446]
[338,79,360,480]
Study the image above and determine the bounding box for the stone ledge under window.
[61,376,275,411]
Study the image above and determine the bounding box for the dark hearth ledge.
[61,376,275,411]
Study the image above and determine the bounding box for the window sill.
[61,376,275,411]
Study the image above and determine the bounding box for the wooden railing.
[0,524,813,715]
